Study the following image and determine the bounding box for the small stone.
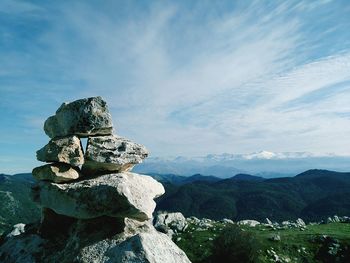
[44,96,113,138]
[269,234,281,242]
[83,135,148,174]
[36,136,84,167]
[6,223,26,238]
[32,163,81,183]
[237,220,260,227]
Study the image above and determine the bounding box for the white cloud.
[2,0,350,163]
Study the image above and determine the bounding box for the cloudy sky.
[1,0,350,173]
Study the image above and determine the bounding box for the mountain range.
[1,169,350,235]
[134,151,350,178]
[153,169,350,222]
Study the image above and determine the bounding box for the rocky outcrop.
[0,217,190,263]
[0,96,190,263]
[44,96,113,138]
[154,212,188,238]
[83,135,148,175]
[36,136,84,167]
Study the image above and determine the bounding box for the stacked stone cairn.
[0,97,190,263]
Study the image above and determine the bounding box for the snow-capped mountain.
[134,151,350,178]
[146,151,338,162]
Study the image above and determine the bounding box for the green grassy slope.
[175,221,350,263]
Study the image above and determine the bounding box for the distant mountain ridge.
[2,169,350,235]
[154,169,350,222]
[135,151,350,178]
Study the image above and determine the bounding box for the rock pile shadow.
[0,96,191,263]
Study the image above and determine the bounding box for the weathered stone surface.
[95,226,191,263]
[44,96,113,138]
[6,223,26,238]
[32,172,165,220]
[0,218,191,263]
[237,219,260,227]
[154,212,188,236]
[83,135,148,174]
[36,136,84,166]
[32,163,81,183]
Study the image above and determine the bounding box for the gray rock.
[101,228,191,263]
[333,215,340,222]
[269,234,281,242]
[0,218,191,263]
[83,135,148,174]
[32,172,164,221]
[44,96,113,138]
[296,218,306,227]
[6,223,26,238]
[265,218,273,225]
[237,220,260,227]
[221,218,234,224]
[36,136,84,166]
[154,212,188,235]
[32,163,81,183]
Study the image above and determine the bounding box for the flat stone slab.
[83,135,148,174]
[44,96,113,138]
[32,172,164,221]
[32,163,81,183]
[36,136,84,167]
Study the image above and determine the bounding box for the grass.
[174,222,350,263]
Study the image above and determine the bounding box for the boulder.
[32,163,81,183]
[36,136,84,166]
[70,218,191,263]
[6,223,26,238]
[265,218,273,225]
[237,220,260,227]
[44,96,113,138]
[99,228,191,263]
[268,234,281,242]
[296,218,306,227]
[83,135,148,174]
[154,212,188,233]
[221,218,234,224]
[0,218,191,263]
[32,172,164,221]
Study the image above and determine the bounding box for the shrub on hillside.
[211,225,261,263]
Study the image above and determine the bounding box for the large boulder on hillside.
[32,172,164,221]
[82,135,148,175]
[32,163,81,183]
[97,226,191,263]
[44,96,113,138]
[36,136,84,166]
[0,218,191,263]
[154,212,188,235]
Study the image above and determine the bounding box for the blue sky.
[1,0,350,173]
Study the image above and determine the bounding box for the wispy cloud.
[1,0,350,173]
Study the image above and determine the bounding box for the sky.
[1,0,350,174]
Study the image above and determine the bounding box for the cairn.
[0,97,190,263]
